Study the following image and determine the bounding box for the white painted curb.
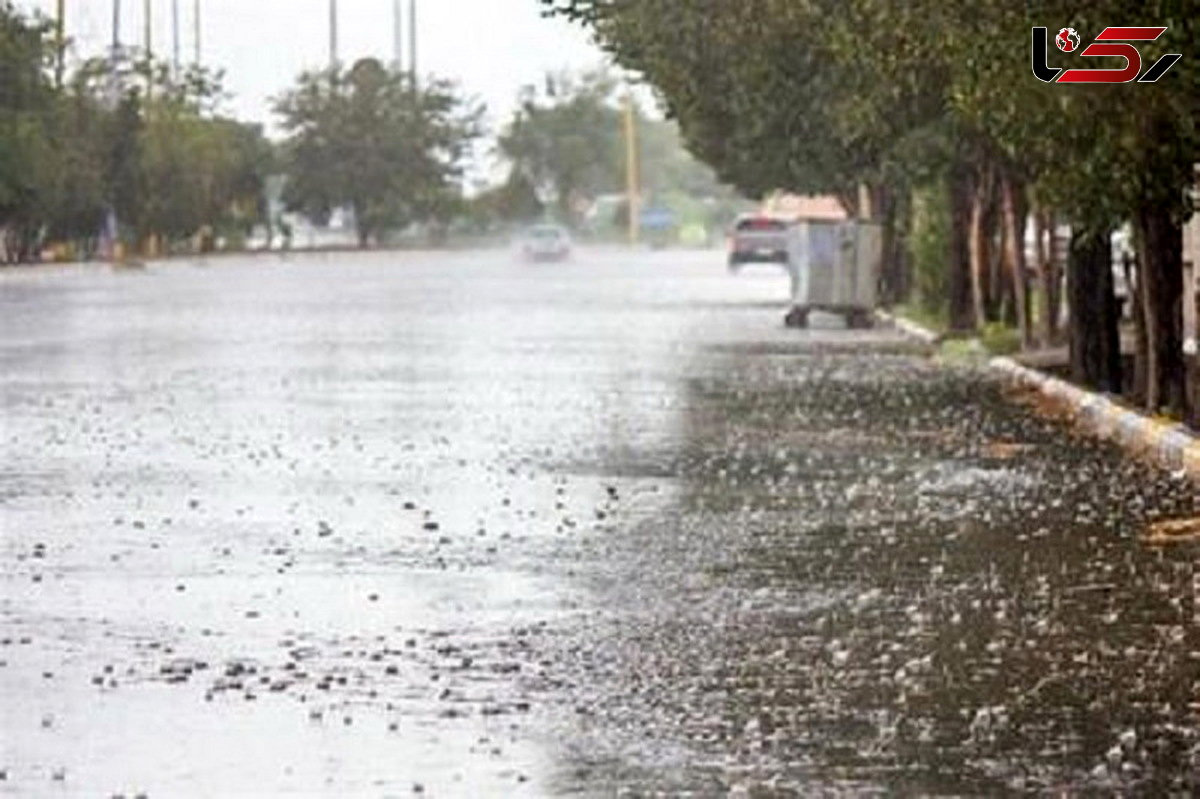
[881,310,1200,479]
[990,356,1200,478]
[875,310,939,344]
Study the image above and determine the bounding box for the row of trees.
[545,0,1198,420]
[0,3,486,257]
[2,0,735,258]
[0,2,271,262]
[275,63,737,245]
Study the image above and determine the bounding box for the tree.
[497,70,623,225]
[492,69,736,232]
[469,172,544,229]
[275,58,482,247]
[0,1,56,262]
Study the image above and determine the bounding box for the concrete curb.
[989,356,1200,477]
[881,311,1200,479]
[875,310,940,344]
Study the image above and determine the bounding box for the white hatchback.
[519,224,572,262]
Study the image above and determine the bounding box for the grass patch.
[892,303,947,334]
[980,323,1021,356]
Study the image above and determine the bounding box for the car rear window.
[735,218,785,232]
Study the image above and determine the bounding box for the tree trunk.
[1000,172,1031,348]
[995,204,1014,325]
[948,167,975,331]
[1134,207,1186,416]
[1127,253,1147,405]
[1067,227,1121,393]
[1046,213,1063,343]
[1034,208,1053,345]
[968,168,991,327]
[354,202,371,249]
[836,188,860,219]
[893,190,912,304]
[1185,258,1200,429]
[874,184,900,307]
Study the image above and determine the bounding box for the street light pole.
[408,0,417,86]
[193,0,201,64]
[392,0,403,72]
[54,0,64,88]
[109,0,123,264]
[623,93,640,246]
[329,0,338,69]
[172,0,180,75]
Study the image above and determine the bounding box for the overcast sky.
[19,0,609,135]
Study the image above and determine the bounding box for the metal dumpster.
[784,220,881,329]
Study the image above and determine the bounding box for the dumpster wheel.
[784,306,810,329]
[846,308,875,330]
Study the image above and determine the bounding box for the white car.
[519,224,572,262]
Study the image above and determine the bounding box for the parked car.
[518,224,572,262]
[727,214,792,271]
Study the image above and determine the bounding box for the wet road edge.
[879,310,1200,485]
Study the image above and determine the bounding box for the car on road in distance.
[727,214,792,271]
[519,224,572,262]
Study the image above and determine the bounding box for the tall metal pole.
[143,0,152,55]
[408,0,417,85]
[143,0,153,100]
[171,0,180,74]
[392,0,403,72]
[193,0,201,64]
[329,0,338,69]
[54,0,65,88]
[623,93,641,246]
[109,0,123,264]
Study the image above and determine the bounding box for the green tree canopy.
[274,58,483,247]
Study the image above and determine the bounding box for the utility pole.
[623,93,641,246]
[392,0,403,72]
[143,0,152,56]
[193,0,201,64]
[408,0,417,86]
[109,0,123,264]
[329,0,338,69]
[54,0,65,88]
[112,0,122,53]
[143,0,153,100]
[172,0,180,75]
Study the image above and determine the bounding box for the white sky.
[19,0,610,135]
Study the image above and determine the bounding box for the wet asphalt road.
[1,248,1199,796]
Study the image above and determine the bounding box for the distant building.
[761,193,848,221]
